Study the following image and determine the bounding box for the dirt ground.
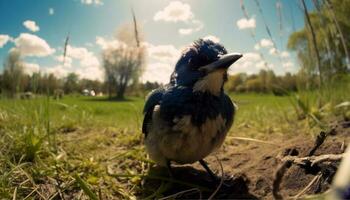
[142,121,350,199]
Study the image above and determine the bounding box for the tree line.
[225,70,298,95]
[0,49,159,98]
[0,51,104,98]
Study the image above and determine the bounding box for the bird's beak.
[199,53,243,73]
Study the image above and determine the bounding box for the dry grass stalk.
[208,156,224,200]
[291,172,322,199]
[228,136,280,146]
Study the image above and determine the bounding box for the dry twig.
[208,156,224,200]
[273,160,292,200]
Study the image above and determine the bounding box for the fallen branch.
[281,154,344,167]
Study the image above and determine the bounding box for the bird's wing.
[221,94,236,128]
[159,86,194,123]
[142,88,165,136]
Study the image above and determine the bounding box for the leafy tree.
[64,73,79,94]
[226,73,245,92]
[288,0,350,87]
[42,74,61,95]
[225,70,298,94]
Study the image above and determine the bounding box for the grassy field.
[0,92,348,199]
[0,93,298,127]
[0,93,296,133]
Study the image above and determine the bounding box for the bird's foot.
[199,159,234,188]
[166,159,174,178]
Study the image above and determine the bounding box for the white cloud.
[233,52,261,70]
[142,62,174,84]
[48,58,103,81]
[23,62,40,75]
[203,35,220,43]
[242,52,261,61]
[66,45,89,59]
[283,61,294,69]
[178,28,193,35]
[0,35,11,48]
[269,47,278,55]
[55,55,73,67]
[44,65,69,78]
[75,66,104,81]
[81,0,103,5]
[255,61,266,69]
[13,33,55,57]
[95,36,124,50]
[260,38,273,48]
[236,17,256,30]
[229,51,275,74]
[153,1,202,35]
[281,51,290,58]
[66,45,99,67]
[49,8,54,15]
[178,20,203,35]
[140,42,183,83]
[254,43,260,50]
[154,1,193,22]
[146,43,180,63]
[65,45,102,80]
[23,20,40,32]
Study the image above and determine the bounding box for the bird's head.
[170,38,242,96]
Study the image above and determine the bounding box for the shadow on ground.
[141,165,258,199]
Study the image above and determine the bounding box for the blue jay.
[142,39,242,179]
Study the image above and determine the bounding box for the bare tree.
[2,50,24,98]
[102,24,145,99]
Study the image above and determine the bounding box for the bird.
[142,38,242,180]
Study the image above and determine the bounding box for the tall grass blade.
[73,173,98,200]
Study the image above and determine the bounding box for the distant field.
[0,96,144,131]
[0,93,293,133]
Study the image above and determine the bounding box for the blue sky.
[0,0,312,83]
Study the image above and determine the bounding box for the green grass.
[0,96,144,130]
[0,94,295,132]
[0,91,348,199]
